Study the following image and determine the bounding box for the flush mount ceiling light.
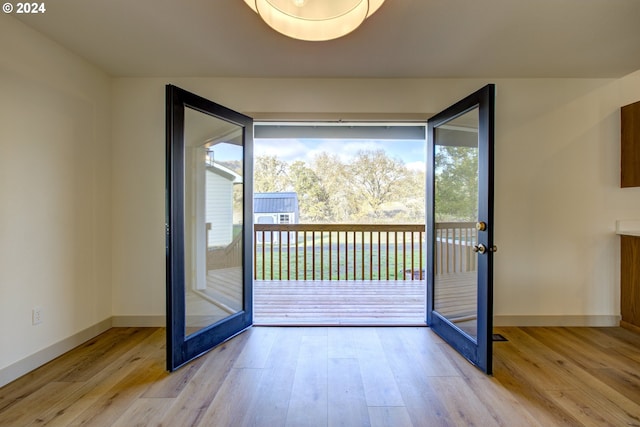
[244,0,385,41]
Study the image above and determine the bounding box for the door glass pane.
[184,107,244,337]
[433,107,479,339]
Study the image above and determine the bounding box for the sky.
[253,138,427,171]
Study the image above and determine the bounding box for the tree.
[349,149,412,218]
[287,161,332,222]
[253,155,288,193]
[395,169,425,223]
[311,152,355,222]
[434,145,478,221]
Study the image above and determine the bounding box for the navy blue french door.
[166,85,254,371]
[426,85,495,374]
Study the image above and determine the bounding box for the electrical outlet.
[32,307,42,325]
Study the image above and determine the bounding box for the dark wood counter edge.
[620,320,640,334]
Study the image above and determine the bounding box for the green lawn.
[254,241,425,281]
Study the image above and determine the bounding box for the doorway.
[166,84,495,373]
[251,122,428,325]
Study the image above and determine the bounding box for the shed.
[254,192,299,225]
[254,192,299,244]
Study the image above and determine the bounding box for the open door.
[166,85,253,371]
[427,84,495,374]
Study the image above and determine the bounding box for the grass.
[254,241,425,281]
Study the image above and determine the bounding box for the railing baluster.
[411,231,415,281]
[278,230,282,279]
[360,231,364,280]
[337,232,340,281]
[438,228,443,274]
[320,232,324,280]
[452,227,457,274]
[261,231,265,280]
[295,231,299,280]
[402,231,406,280]
[419,229,423,279]
[353,231,357,280]
[472,227,475,270]
[312,231,316,280]
[268,230,271,279]
[377,231,381,280]
[459,227,462,272]
[369,231,373,280]
[303,231,307,280]
[345,231,348,280]
[286,230,290,280]
[394,232,399,280]
[446,227,450,274]
[465,227,469,272]
[385,231,389,280]
[329,231,333,280]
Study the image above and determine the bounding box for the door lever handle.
[473,244,486,254]
[473,244,497,254]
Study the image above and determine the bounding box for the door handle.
[473,244,497,254]
[473,244,486,254]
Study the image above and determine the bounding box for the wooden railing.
[207,231,243,270]
[434,222,477,274]
[253,222,477,281]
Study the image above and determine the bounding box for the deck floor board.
[254,275,476,325]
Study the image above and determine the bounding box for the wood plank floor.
[2,326,640,426]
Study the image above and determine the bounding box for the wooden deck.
[188,267,477,326]
[254,273,476,326]
[254,280,427,325]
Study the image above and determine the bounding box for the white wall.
[0,15,112,378]
[112,74,640,325]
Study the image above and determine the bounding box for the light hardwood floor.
[1,326,640,426]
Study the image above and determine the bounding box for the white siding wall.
[206,171,234,247]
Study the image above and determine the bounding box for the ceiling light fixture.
[244,0,385,42]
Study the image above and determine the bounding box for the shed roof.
[254,192,299,214]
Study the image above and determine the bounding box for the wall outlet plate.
[32,307,42,325]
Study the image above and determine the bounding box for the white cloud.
[254,139,309,161]
[254,138,426,167]
[306,140,388,163]
[406,161,426,172]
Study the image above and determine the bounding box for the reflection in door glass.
[433,107,479,339]
[184,107,244,337]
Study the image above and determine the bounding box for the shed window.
[279,214,290,224]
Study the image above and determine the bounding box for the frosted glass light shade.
[244,0,385,41]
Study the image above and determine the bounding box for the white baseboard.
[111,315,165,327]
[0,318,112,388]
[494,315,621,327]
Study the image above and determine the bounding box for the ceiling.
[16,0,640,79]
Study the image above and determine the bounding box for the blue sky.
[253,138,426,171]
